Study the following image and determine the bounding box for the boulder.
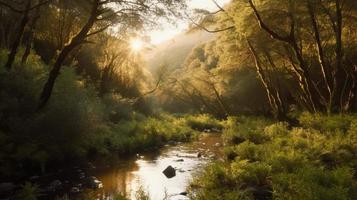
[175,159,184,162]
[162,165,176,178]
[197,152,202,158]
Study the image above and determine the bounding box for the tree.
[0,0,50,70]
[38,0,187,109]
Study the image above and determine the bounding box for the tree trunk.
[38,0,99,109]
[307,0,333,113]
[247,39,287,120]
[4,0,31,70]
[21,0,42,64]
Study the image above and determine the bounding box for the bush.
[299,112,356,133]
[183,114,223,131]
[16,182,39,200]
[272,166,356,200]
[223,116,271,144]
[231,160,271,187]
[192,114,357,200]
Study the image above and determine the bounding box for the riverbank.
[0,114,224,199]
[189,113,357,200]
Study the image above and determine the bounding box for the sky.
[148,0,231,44]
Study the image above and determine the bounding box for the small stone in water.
[162,165,176,178]
[180,191,188,196]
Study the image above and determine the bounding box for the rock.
[78,172,85,179]
[70,186,80,193]
[87,162,96,169]
[86,177,103,189]
[214,143,221,147]
[203,129,211,133]
[0,182,16,193]
[179,191,188,196]
[197,152,202,158]
[175,159,184,162]
[162,165,176,178]
[47,180,62,192]
[178,169,186,173]
[201,143,206,146]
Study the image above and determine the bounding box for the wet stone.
[162,165,176,178]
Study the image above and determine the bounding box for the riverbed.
[1,133,224,200]
[89,133,223,200]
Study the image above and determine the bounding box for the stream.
[0,133,222,200]
[91,133,223,200]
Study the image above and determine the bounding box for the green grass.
[190,113,357,200]
[87,114,199,156]
[182,114,224,131]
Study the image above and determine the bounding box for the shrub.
[231,160,271,187]
[264,122,289,137]
[223,117,271,144]
[193,114,357,200]
[16,182,39,200]
[183,114,223,131]
[233,141,266,162]
[299,112,356,133]
[272,166,356,200]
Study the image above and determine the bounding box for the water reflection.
[92,133,222,200]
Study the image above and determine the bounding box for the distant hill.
[144,31,214,73]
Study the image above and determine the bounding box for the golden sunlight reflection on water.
[94,134,222,200]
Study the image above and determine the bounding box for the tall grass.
[191,113,357,200]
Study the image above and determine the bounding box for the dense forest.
[0,0,356,199]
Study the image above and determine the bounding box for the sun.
[130,39,144,52]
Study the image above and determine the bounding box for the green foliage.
[0,51,197,178]
[183,114,223,131]
[135,186,150,200]
[192,114,357,199]
[16,182,39,200]
[231,160,271,186]
[223,116,272,145]
[299,113,356,133]
[272,166,356,200]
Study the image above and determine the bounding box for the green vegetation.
[0,51,200,179]
[0,0,356,199]
[190,114,357,200]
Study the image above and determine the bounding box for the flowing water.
[89,133,223,200]
[0,133,222,200]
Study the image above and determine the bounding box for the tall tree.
[38,0,187,109]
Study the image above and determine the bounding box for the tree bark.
[4,0,31,70]
[307,0,333,113]
[247,39,286,120]
[21,0,42,64]
[248,0,318,113]
[38,0,100,109]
